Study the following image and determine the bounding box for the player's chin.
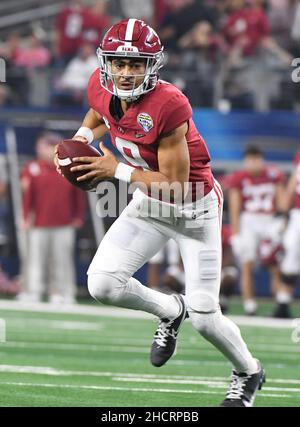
[119,83,135,90]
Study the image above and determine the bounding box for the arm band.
[74,127,94,144]
[114,163,135,183]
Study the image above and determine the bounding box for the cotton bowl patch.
[137,113,153,133]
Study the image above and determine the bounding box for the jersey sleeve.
[158,89,193,135]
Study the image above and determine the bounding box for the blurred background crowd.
[0,0,299,111]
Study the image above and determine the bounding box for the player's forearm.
[81,108,103,129]
[229,203,240,235]
[75,109,107,142]
[275,184,288,213]
[228,190,241,234]
[131,169,188,202]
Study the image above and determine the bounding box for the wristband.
[74,127,94,144]
[114,163,135,183]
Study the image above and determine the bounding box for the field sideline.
[0,300,299,407]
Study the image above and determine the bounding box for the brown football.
[57,139,102,191]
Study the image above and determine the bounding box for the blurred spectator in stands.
[222,0,293,66]
[176,20,225,105]
[153,0,172,28]
[220,0,293,110]
[0,32,28,105]
[13,33,51,71]
[222,0,270,66]
[54,0,89,66]
[267,0,295,52]
[158,0,218,106]
[11,32,51,107]
[291,0,300,53]
[18,132,86,304]
[159,0,217,51]
[81,0,111,48]
[118,0,154,24]
[52,40,98,107]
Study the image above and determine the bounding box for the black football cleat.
[150,294,187,367]
[220,360,266,407]
[273,303,292,319]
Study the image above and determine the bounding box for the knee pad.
[87,272,121,305]
[186,290,219,313]
[280,273,298,287]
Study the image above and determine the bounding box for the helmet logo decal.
[137,113,153,133]
[124,18,136,46]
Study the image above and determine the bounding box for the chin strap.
[113,80,148,102]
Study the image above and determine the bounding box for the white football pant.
[23,226,76,302]
[88,185,258,374]
[233,212,275,263]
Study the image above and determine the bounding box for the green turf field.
[0,300,299,407]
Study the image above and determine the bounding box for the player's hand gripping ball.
[57,139,102,191]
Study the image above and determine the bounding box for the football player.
[55,19,265,407]
[274,151,300,318]
[228,145,285,315]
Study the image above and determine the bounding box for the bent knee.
[87,272,119,304]
[186,290,220,335]
[186,290,218,313]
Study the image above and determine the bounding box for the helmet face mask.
[97,19,164,102]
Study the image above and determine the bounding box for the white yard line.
[3,329,299,353]
[0,299,295,329]
[2,340,300,358]
[0,364,300,386]
[9,320,104,331]
[7,326,297,348]
[0,381,296,399]
[0,300,154,319]
[168,360,292,370]
[113,377,300,394]
[5,323,299,349]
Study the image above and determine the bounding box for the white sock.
[244,299,257,314]
[123,277,181,319]
[189,309,259,375]
[276,291,292,305]
[88,273,181,320]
